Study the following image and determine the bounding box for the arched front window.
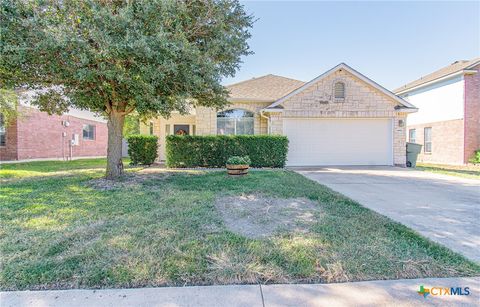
[334,82,345,99]
[217,109,254,135]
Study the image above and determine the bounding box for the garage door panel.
[284,119,393,166]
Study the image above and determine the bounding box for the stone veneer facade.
[195,102,269,135]
[144,68,411,165]
[148,103,269,160]
[268,69,408,166]
[140,113,196,161]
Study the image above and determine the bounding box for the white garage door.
[284,118,393,166]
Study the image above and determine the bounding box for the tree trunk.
[106,110,125,179]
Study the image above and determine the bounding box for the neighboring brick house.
[142,63,417,166]
[0,103,108,162]
[395,58,480,165]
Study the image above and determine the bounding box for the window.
[0,113,5,146]
[149,122,154,135]
[217,109,254,135]
[424,127,432,153]
[409,129,416,143]
[334,82,345,99]
[82,124,95,140]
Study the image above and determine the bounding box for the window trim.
[424,127,432,153]
[216,109,254,135]
[82,124,96,141]
[408,128,416,144]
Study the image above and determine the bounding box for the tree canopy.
[0,89,18,125]
[0,0,253,178]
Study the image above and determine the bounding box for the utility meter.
[71,134,79,146]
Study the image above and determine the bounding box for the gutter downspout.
[260,109,270,134]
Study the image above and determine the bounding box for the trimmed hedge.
[166,135,288,168]
[226,156,251,165]
[127,134,158,165]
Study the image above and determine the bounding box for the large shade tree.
[0,89,18,124]
[0,0,253,178]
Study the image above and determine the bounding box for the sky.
[222,1,480,90]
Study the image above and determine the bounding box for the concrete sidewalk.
[1,277,478,307]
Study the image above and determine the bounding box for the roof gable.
[226,74,304,102]
[394,58,480,94]
[266,63,415,110]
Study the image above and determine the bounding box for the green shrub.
[469,149,480,164]
[127,134,158,165]
[166,135,288,168]
[226,156,251,165]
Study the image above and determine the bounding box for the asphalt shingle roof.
[226,74,305,101]
[394,58,480,93]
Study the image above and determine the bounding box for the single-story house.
[395,58,480,165]
[141,63,417,166]
[0,97,108,161]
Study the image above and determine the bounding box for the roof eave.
[227,97,275,103]
[465,59,480,70]
[395,107,418,113]
[395,69,478,95]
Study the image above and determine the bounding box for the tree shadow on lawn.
[0,158,136,180]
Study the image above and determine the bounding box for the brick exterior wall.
[0,106,107,161]
[464,65,480,163]
[0,117,19,160]
[407,119,464,165]
[404,68,479,165]
[276,69,408,165]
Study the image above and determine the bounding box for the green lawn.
[1,159,479,290]
[415,163,480,180]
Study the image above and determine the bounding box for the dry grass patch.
[215,194,321,238]
[206,249,287,284]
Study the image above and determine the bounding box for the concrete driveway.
[294,166,480,262]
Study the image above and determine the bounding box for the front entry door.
[174,124,190,135]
